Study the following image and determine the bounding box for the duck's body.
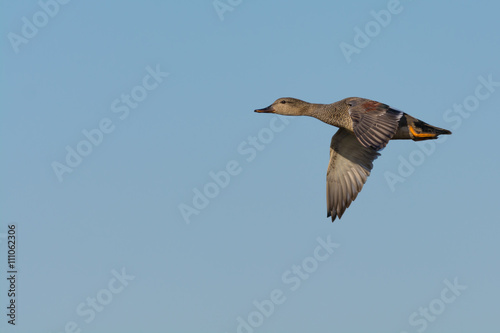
[255,97,451,222]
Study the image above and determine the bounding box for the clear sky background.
[1,1,499,332]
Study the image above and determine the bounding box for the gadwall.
[255,97,451,222]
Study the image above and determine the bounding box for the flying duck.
[255,97,451,222]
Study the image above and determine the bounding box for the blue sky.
[1,1,499,332]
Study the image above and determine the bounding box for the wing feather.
[347,98,403,150]
[326,128,380,221]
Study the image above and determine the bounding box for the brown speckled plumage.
[255,97,451,222]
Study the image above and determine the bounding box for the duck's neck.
[304,103,343,128]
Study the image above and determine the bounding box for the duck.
[255,97,451,222]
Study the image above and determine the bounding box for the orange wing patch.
[361,100,382,112]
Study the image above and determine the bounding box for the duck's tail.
[393,114,452,141]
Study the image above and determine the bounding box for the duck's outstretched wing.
[347,98,403,150]
[327,128,380,222]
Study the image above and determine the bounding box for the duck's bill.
[254,105,275,113]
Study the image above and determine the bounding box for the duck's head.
[255,97,311,116]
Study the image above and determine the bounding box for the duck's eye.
[280,100,286,104]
